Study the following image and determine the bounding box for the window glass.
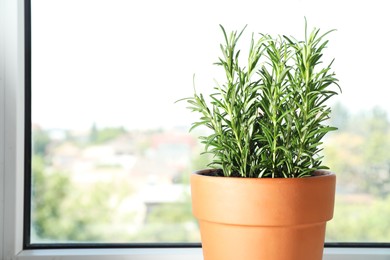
[30,0,390,244]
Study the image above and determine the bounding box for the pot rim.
[193,168,335,182]
[191,168,336,226]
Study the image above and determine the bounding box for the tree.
[89,125,127,144]
[32,127,51,156]
[324,107,390,197]
[31,155,134,242]
[31,155,72,240]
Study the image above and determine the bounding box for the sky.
[31,0,390,131]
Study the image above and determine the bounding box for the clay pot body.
[191,169,336,260]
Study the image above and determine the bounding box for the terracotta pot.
[191,169,336,260]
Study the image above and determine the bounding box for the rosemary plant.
[182,22,340,178]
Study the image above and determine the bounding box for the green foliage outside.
[327,195,390,242]
[31,105,390,243]
[323,105,390,241]
[31,128,200,243]
[32,155,71,240]
[133,198,198,242]
[325,106,390,197]
[31,155,134,242]
[32,127,51,156]
[89,124,127,144]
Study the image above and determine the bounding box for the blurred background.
[30,0,390,243]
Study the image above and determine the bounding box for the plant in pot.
[179,21,340,260]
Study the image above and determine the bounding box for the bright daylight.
[29,0,390,248]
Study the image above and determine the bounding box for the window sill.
[16,247,390,260]
[17,248,203,260]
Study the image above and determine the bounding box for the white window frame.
[1,0,390,259]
